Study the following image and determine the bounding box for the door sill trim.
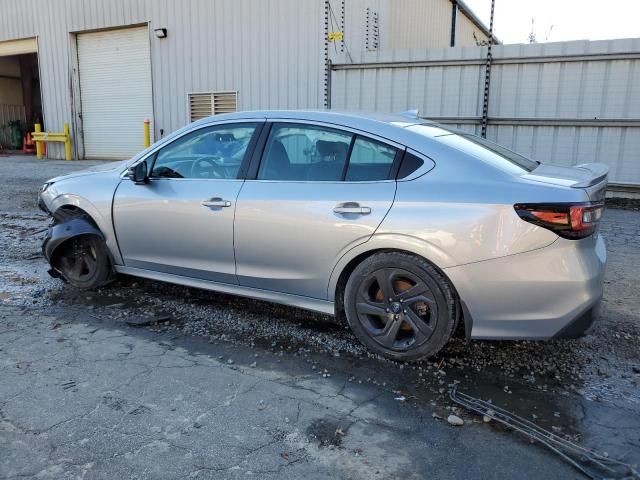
[114,265,335,315]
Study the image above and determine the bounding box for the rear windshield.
[407,125,539,173]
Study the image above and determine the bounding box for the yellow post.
[63,123,72,160]
[62,122,71,160]
[143,118,151,148]
[35,123,43,160]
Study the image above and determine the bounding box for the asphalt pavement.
[1,154,639,479]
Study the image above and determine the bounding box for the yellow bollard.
[63,123,72,160]
[143,118,151,148]
[35,123,43,160]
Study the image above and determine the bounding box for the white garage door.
[77,27,153,159]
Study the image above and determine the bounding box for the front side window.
[258,124,352,181]
[151,123,257,179]
[345,137,397,181]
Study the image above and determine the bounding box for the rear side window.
[345,137,397,181]
[258,124,352,181]
[396,152,424,179]
[256,123,401,182]
[408,125,538,174]
[435,133,538,173]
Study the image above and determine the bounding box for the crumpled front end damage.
[42,217,105,279]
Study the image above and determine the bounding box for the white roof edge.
[194,109,431,128]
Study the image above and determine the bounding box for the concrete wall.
[330,38,640,185]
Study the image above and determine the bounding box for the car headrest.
[316,140,349,160]
[215,133,235,142]
[263,140,292,181]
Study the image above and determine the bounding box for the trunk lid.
[522,163,609,201]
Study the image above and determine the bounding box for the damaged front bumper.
[42,217,105,278]
[37,182,55,215]
[38,197,50,215]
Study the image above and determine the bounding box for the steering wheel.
[190,157,225,179]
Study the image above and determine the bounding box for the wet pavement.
[1,154,639,479]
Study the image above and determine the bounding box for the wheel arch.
[330,242,469,339]
[48,193,123,265]
[52,204,97,225]
[43,215,108,269]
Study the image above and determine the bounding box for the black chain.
[480,0,495,138]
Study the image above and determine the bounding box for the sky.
[462,0,640,45]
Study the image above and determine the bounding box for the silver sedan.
[38,111,608,361]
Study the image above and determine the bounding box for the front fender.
[42,174,124,265]
[42,217,104,265]
[48,193,110,237]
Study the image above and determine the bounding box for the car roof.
[201,109,445,131]
[195,109,422,126]
[191,109,456,146]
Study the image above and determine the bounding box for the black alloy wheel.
[344,252,457,361]
[55,235,112,289]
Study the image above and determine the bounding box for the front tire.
[344,252,457,362]
[55,235,112,289]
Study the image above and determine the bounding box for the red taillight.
[530,210,570,225]
[514,202,604,240]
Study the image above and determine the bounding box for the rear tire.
[344,252,456,362]
[54,235,112,289]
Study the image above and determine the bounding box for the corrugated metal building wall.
[330,38,640,185]
[386,0,488,49]
[0,0,490,159]
[0,0,325,158]
[455,9,486,47]
[328,0,488,53]
[387,0,453,49]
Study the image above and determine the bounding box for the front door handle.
[201,197,231,208]
[333,202,371,215]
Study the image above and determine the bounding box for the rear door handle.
[333,203,371,215]
[201,197,231,208]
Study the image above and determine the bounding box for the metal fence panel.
[331,38,640,185]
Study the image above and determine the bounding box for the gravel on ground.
[1,154,639,479]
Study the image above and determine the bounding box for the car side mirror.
[127,161,148,184]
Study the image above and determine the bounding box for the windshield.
[407,125,539,173]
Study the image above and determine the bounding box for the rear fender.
[42,217,106,275]
[327,233,457,302]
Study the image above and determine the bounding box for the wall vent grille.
[188,91,237,121]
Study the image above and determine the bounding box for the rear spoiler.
[571,163,609,188]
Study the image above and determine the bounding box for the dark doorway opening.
[0,53,43,154]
